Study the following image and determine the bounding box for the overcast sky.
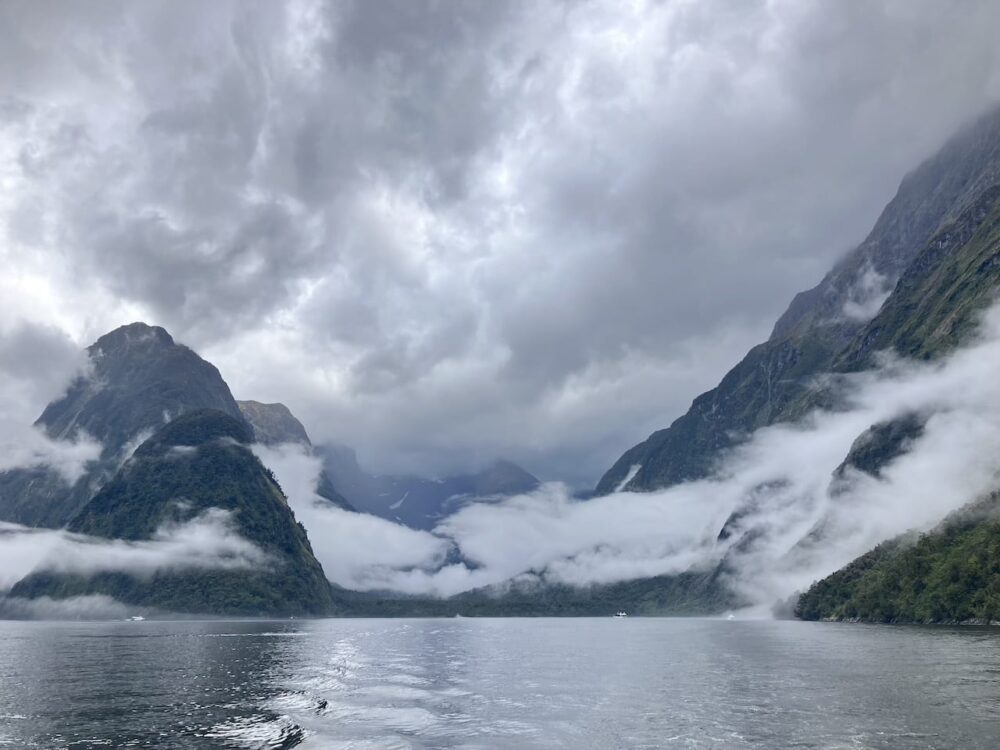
[2,0,1000,487]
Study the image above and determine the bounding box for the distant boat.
[727,614,736,621]
[613,611,628,618]
[127,615,145,622]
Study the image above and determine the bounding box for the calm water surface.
[1,617,999,748]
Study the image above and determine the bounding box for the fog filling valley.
[255,301,1000,605]
[3,1,1000,617]
[0,302,998,612]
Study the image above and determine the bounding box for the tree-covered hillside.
[796,494,1000,624]
[11,410,334,616]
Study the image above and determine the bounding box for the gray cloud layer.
[258,302,1000,603]
[2,1,1000,484]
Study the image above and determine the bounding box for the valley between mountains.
[4,105,1000,623]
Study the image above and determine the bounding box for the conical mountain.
[11,409,334,616]
[0,323,249,527]
[39,323,244,448]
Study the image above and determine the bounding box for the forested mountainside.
[10,410,334,616]
[577,107,1000,618]
[796,493,1000,624]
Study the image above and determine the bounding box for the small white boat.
[726,614,736,621]
[613,611,628,618]
[127,615,145,622]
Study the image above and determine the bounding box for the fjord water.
[1,619,999,749]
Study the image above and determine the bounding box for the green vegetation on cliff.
[796,495,1000,624]
[597,106,1000,496]
[333,566,738,617]
[0,322,249,528]
[12,410,334,616]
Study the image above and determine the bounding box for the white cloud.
[1,1,999,484]
[0,509,271,591]
[841,264,891,322]
[0,424,100,484]
[255,303,1000,605]
[252,443,449,593]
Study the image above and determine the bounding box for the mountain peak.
[237,400,311,446]
[1,323,247,528]
[91,322,175,354]
[473,460,540,496]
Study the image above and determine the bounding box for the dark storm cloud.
[1,0,999,485]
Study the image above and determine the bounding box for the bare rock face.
[0,323,248,528]
[237,400,312,446]
[598,103,1000,496]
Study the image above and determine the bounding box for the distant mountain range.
[318,445,539,531]
[586,103,1000,619]
[0,322,538,614]
[3,105,1000,619]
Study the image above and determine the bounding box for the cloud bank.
[257,303,1000,604]
[2,1,1000,484]
[0,509,271,592]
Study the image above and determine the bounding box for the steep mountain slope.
[563,107,1000,618]
[237,400,354,511]
[796,493,1000,624]
[0,323,248,527]
[319,445,540,531]
[837,184,1000,367]
[10,410,334,616]
[597,104,1000,495]
[237,400,311,445]
[786,196,1000,621]
[692,180,1000,607]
